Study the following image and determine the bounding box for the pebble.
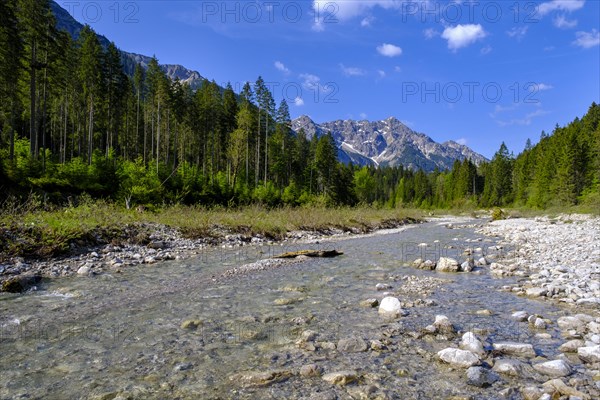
[321,371,358,386]
[533,360,573,377]
[76,266,90,275]
[492,342,536,358]
[337,337,368,353]
[466,366,499,387]
[578,345,600,363]
[437,348,481,368]
[378,296,408,317]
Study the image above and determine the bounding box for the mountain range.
[50,0,487,171]
[291,116,487,171]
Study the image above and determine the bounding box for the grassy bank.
[0,201,425,261]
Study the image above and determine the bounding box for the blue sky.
[59,0,600,158]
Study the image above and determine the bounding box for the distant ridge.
[50,1,207,90]
[292,115,487,171]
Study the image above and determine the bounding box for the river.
[0,219,584,399]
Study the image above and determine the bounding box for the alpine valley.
[50,0,486,171]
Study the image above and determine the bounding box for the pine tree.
[17,0,56,158]
[77,25,103,164]
[0,0,23,161]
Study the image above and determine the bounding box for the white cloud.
[442,24,487,51]
[377,43,403,57]
[359,112,368,120]
[340,64,366,77]
[361,16,375,27]
[274,61,290,75]
[506,26,528,41]
[300,73,321,91]
[456,138,468,145]
[423,28,439,39]
[491,104,549,126]
[537,83,553,91]
[311,0,403,31]
[294,97,304,106]
[498,109,549,126]
[538,0,585,16]
[394,66,402,73]
[480,45,492,55]
[377,70,386,78]
[573,29,600,48]
[312,0,401,21]
[553,14,578,28]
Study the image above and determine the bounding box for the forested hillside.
[1,0,598,210]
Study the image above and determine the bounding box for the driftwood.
[273,249,344,259]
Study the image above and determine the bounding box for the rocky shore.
[0,219,418,293]
[478,214,600,306]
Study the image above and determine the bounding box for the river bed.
[1,218,598,399]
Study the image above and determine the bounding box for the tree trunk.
[88,93,94,165]
[29,40,37,158]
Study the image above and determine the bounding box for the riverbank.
[0,204,423,292]
[478,214,600,306]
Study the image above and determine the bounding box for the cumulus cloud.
[274,61,290,75]
[456,138,468,145]
[359,112,368,120]
[553,14,578,29]
[480,45,492,55]
[377,70,386,78]
[538,0,585,16]
[573,29,600,48]
[441,24,487,51]
[377,43,403,57]
[294,97,304,106]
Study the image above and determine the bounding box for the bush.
[491,207,506,221]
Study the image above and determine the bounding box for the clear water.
[0,220,587,399]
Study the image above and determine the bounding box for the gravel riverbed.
[0,219,418,292]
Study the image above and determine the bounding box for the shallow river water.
[0,219,585,399]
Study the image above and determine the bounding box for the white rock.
[461,261,474,272]
[460,332,485,355]
[492,342,536,358]
[533,318,547,329]
[492,359,524,376]
[76,266,90,275]
[433,315,454,332]
[525,287,547,297]
[557,316,586,331]
[532,359,572,377]
[378,297,407,317]
[559,340,585,353]
[578,345,600,363]
[511,311,529,321]
[436,257,460,272]
[437,348,481,368]
[588,321,600,334]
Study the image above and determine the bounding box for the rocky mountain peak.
[291,115,487,171]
